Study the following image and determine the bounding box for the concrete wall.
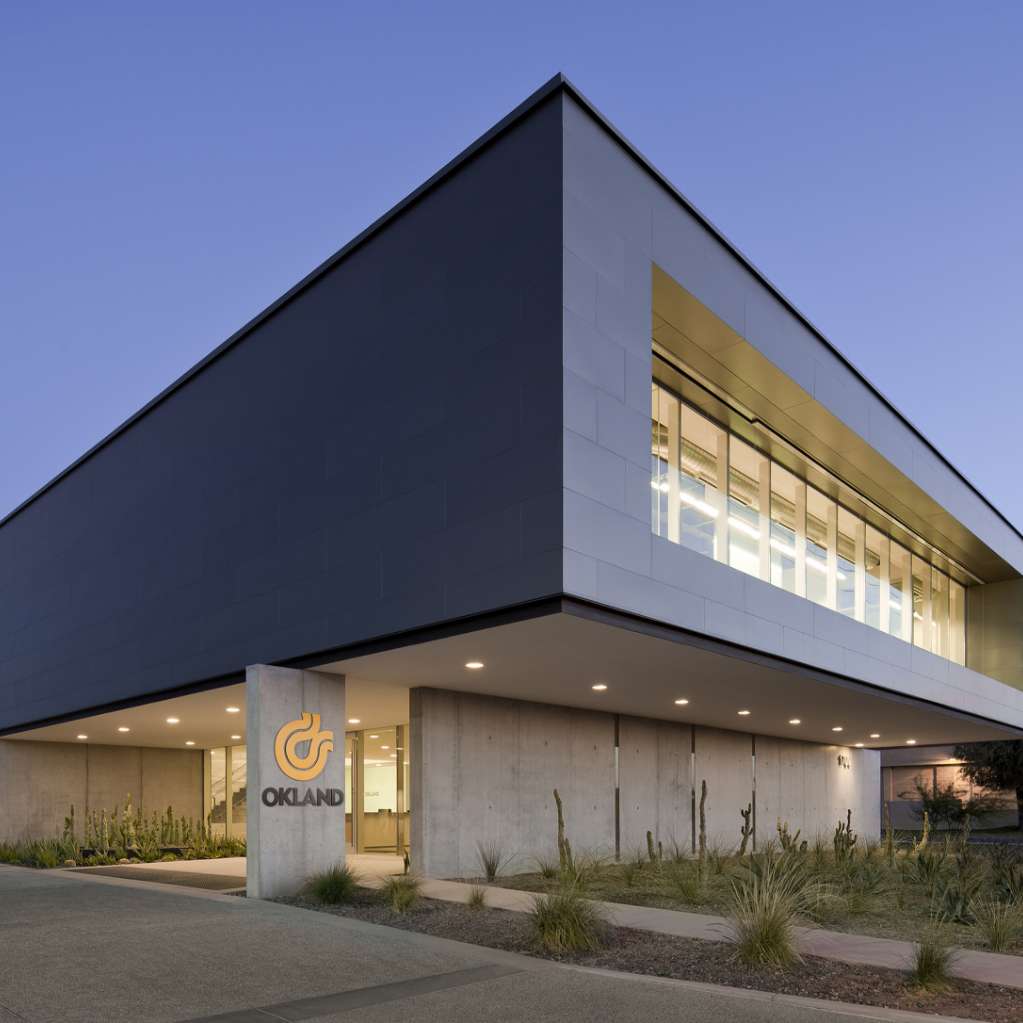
[559,91,1023,731]
[410,687,879,878]
[0,92,565,733]
[0,739,202,843]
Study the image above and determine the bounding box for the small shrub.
[972,899,1021,952]
[529,889,607,953]
[910,925,956,991]
[558,851,605,891]
[306,863,360,904]
[466,882,487,910]
[382,874,422,913]
[476,840,508,882]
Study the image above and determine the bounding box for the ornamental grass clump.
[972,899,1022,952]
[910,924,957,991]
[306,863,360,904]
[466,882,488,910]
[529,889,607,954]
[475,840,508,882]
[728,854,821,968]
[382,873,422,913]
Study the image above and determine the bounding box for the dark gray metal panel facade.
[0,94,565,732]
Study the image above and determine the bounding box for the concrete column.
[246,665,346,899]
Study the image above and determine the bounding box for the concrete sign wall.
[246,665,346,898]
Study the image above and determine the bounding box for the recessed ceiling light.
[77,734,88,740]
[465,661,484,670]
[869,733,881,739]
[166,717,180,725]
[390,753,397,758]
[854,743,864,748]
[369,734,379,739]
[230,735,241,741]
[226,706,240,714]
[831,726,843,732]
[381,745,390,750]
[788,718,801,725]
[117,726,130,733]
[674,698,689,706]
[185,740,195,746]
[592,683,608,691]
[348,718,361,725]
[737,709,751,716]
[906,739,917,745]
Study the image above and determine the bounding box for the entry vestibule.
[345,724,410,857]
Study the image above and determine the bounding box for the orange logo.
[273,712,334,781]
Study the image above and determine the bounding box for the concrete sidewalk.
[1,864,985,1023]
[398,877,1023,991]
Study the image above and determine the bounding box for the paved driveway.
[0,866,965,1023]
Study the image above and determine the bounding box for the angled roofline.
[3,72,1020,550]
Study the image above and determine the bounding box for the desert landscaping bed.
[280,889,1023,1022]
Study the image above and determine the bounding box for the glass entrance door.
[345,724,409,856]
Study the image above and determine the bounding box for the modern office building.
[2,75,1021,894]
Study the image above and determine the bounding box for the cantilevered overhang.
[319,604,1018,748]
[653,266,1018,584]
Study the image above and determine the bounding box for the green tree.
[953,741,1023,830]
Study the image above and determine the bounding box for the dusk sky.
[2,4,1021,528]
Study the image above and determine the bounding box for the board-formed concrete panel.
[0,739,202,843]
[410,688,615,878]
[246,665,347,899]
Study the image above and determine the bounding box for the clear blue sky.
[2,3,1021,530]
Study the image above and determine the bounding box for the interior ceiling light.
[166,717,180,725]
[381,745,390,749]
[465,661,484,670]
[737,709,751,716]
[226,706,240,714]
[369,734,380,739]
[185,740,196,746]
[674,698,689,706]
[854,742,864,748]
[117,726,130,733]
[348,718,361,725]
[591,683,608,691]
[788,718,801,725]
[230,735,241,741]
[77,734,88,740]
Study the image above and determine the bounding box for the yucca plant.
[382,874,422,913]
[529,889,607,953]
[306,863,360,904]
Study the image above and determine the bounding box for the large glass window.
[770,464,802,594]
[836,507,859,619]
[931,568,949,661]
[889,542,912,642]
[728,437,766,579]
[865,525,886,630]
[949,580,966,665]
[681,404,726,560]
[805,487,833,607]
[650,380,970,664]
